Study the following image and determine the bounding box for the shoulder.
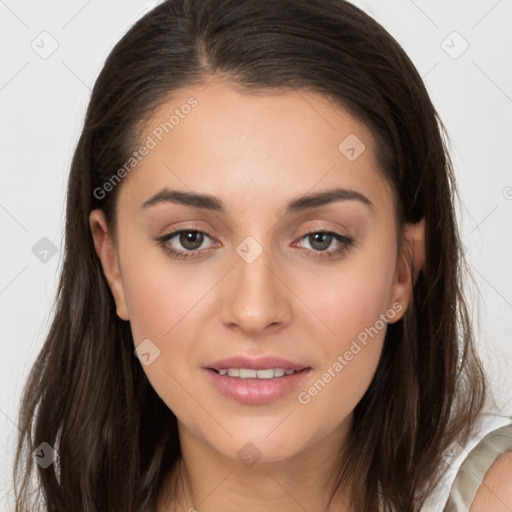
[470,450,512,511]
[436,415,512,512]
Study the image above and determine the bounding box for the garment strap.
[443,423,512,511]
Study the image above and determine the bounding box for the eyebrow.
[140,187,373,214]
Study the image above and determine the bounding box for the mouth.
[205,355,310,373]
[203,364,312,404]
[208,367,309,379]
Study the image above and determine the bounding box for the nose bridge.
[220,236,291,334]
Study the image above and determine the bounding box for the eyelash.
[156,228,354,261]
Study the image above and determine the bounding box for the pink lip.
[203,355,312,405]
[205,355,309,371]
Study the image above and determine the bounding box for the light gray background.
[1,0,511,508]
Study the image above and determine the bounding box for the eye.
[156,229,218,259]
[156,228,354,261]
[294,231,354,259]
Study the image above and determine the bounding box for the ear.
[388,217,425,324]
[89,209,129,321]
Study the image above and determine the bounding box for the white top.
[420,410,512,511]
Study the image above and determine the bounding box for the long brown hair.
[13,0,487,510]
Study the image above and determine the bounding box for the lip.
[205,355,309,371]
[203,355,312,405]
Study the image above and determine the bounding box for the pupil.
[180,231,203,250]
[309,233,332,251]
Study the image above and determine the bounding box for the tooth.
[256,369,275,379]
[220,368,299,378]
[239,368,257,378]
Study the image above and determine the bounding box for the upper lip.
[205,356,310,371]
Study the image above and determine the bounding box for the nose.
[219,245,292,337]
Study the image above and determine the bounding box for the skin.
[470,452,512,511]
[90,79,426,511]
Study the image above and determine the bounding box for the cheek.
[301,250,396,354]
[119,242,220,398]
[120,257,204,415]
[292,246,396,413]
[120,237,209,342]
[123,266,179,343]
[340,269,393,341]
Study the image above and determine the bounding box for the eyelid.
[291,219,351,236]
[156,228,219,248]
[293,229,353,255]
[156,224,354,260]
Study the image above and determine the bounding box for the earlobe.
[388,218,426,323]
[89,209,130,321]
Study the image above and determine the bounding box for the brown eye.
[156,229,218,260]
[295,230,354,260]
[308,232,333,251]
[179,231,204,250]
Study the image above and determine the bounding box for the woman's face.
[91,80,418,465]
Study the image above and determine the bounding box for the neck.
[157,416,355,512]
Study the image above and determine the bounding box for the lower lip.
[204,368,312,404]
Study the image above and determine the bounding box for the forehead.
[118,80,395,216]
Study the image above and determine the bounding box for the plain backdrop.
[1,0,511,508]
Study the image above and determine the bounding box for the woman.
[13,0,512,510]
